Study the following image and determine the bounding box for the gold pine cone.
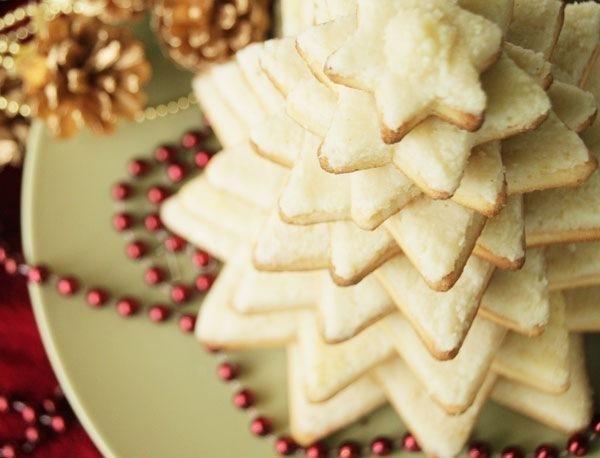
[77,0,147,24]
[152,0,271,71]
[22,14,152,138]
[0,71,29,167]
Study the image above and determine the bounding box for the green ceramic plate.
[20,16,600,458]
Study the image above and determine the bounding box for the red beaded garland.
[195,274,214,292]
[116,298,139,317]
[147,186,169,204]
[86,288,109,307]
[250,416,272,437]
[217,362,238,381]
[144,266,166,285]
[305,442,329,458]
[154,145,176,163]
[275,436,298,456]
[21,405,38,423]
[371,436,393,456]
[126,241,147,260]
[233,389,255,409]
[502,445,524,458]
[166,163,186,183]
[402,432,421,452]
[178,314,196,333]
[24,425,44,444]
[164,235,186,252]
[170,284,191,303]
[469,441,491,458]
[41,398,59,414]
[111,182,132,201]
[49,414,67,433]
[591,415,600,435]
[144,213,163,232]
[0,394,10,413]
[148,305,171,323]
[113,213,133,231]
[535,444,560,458]
[127,159,149,177]
[567,433,589,456]
[192,250,211,267]
[194,150,211,168]
[181,130,204,149]
[27,265,48,284]
[0,444,16,458]
[4,257,18,275]
[338,441,361,458]
[0,246,6,262]
[57,277,79,296]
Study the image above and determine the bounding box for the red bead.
[50,414,67,433]
[144,213,163,232]
[165,235,186,252]
[371,437,393,456]
[590,414,600,434]
[535,444,560,458]
[0,444,16,458]
[170,284,191,303]
[0,247,7,262]
[469,441,491,458]
[250,416,272,437]
[402,433,421,452]
[111,182,132,200]
[338,441,361,458]
[21,405,38,423]
[147,186,169,204]
[24,425,44,443]
[233,389,255,409]
[178,314,196,333]
[305,443,329,458]
[194,150,211,168]
[195,274,214,292]
[57,277,79,296]
[144,266,166,285]
[148,305,171,323]
[181,130,204,149]
[4,258,18,275]
[567,433,589,456]
[154,145,176,163]
[126,241,147,260]
[116,298,139,317]
[192,250,211,267]
[166,163,186,182]
[27,265,48,284]
[502,446,524,458]
[113,213,133,231]
[86,288,109,307]
[41,398,59,414]
[128,159,149,177]
[0,394,10,413]
[275,437,298,456]
[217,362,238,381]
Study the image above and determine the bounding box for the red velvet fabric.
[0,167,100,457]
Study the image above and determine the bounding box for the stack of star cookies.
[161,0,600,455]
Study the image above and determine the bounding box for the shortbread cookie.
[547,242,600,291]
[286,78,337,138]
[328,222,399,286]
[492,334,593,434]
[287,345,386,446]
[325,0,502,142]
[298,313,394,402]
[311,0,357,25]
[549,82,598,133]
[480,249,549,336]
[250,110,304,167]
[197,261,299,348]
[383,313,505,414]
[505,113,597,195]
[457,0,513,33]
[552,2,600,87]
[507,0,565,58]
[279,0,315,37]
[260,37,315,97]
[373,359,496,458]
[473,195,525,270]
[564,287,600,332]
[317,274,395,343]
[492,293,570,394]
[504,43,553,89]
[376,255,494,359]
[253,211,330,271]
[384,198,486,291]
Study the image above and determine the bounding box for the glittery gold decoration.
[76,0,147,24]
[0,71,29,167]
[152,0,271,71]
[21,14,151,138]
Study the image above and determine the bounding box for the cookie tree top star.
[325,0,502,143]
